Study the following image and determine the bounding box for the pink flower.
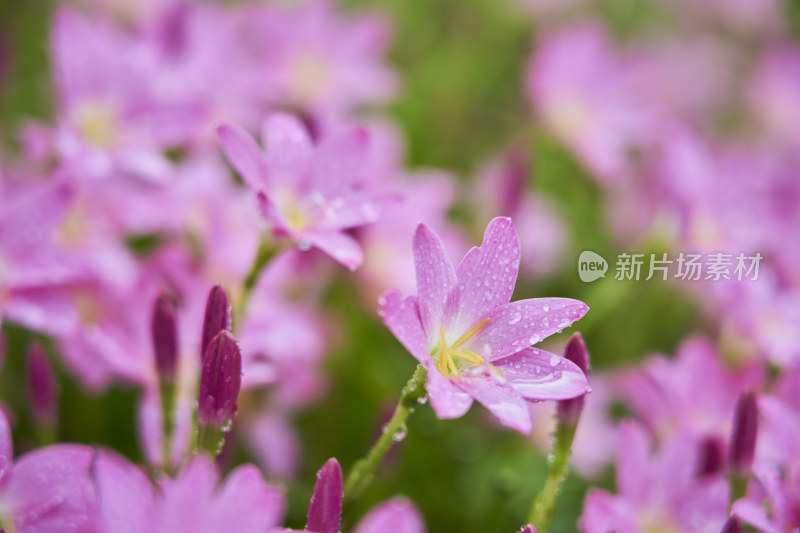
[92,451,284,533]
[0,411,103,532]
[380,217,589,434]
[580,422,729,533]
[217,114,395,270]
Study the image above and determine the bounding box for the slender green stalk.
[528,420,578,530]
[729,473,749,507]
[344,364,428,502]
[159,380,176,472]
[235,236,281,328]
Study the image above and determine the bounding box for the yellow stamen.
[435,319,491,379]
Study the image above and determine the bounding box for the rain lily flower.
[580,422,729,533]
[217,113,395,270]
[271,458,425,533]
[0,411,103,532]
[380,217,589,434]
[93,451,284,533]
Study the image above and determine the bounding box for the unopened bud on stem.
[556,333,590,427]
[152,294,178,381]
[28,342,57,427]
[198,331,241,431]
[728,390,758,503]
[200,285,230,361]
[307,458,343,533]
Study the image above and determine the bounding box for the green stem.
[159,379,176,472]
[729,473,749,508]
[236,236,281,329]
[344,365,428,502]
[528,421,578,531]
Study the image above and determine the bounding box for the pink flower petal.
[210,464,285,533]
[453,217,520,329]
[217,124,269,190]
[354,497,426,533]
[468,298,589,361]
[425,361,473,419]
[378,291,427,363]
[616,422,653,503]
[493,347,589,400]
[261,113,313,178]
[302,230,364,270]
[412,223,458,339]
[0,409,12,482]
[462,377,532,434]
[312,127,368,198]
[579,489,639,533]
[93,450,155,533]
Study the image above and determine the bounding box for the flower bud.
[720,516,742,533]
[697,436,725,478]
[28,342,57,424]
[200,285,230,362]
[556,333,590,427]
[197,331,241,429]
[307,458,343,533]
[729,391,757,476]
[151,294,178,381]
[519,525,538,533]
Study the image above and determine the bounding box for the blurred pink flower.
[580,422,729,533]
[0,411,103,532]
[526,25,658,183]
[380,217,589,434]
[93,451,284,533]
[618,336,764,442]
[217,114,396,270]
[243,0,396,128]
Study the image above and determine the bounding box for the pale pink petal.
[467,298,589,361]
[311,127,368,198]
[354,498,426,533]
[3,445,103,533]
[257,191,290,232]
[493,348,589,400]
[425,361,473,419]
[262,113,313,175]
[378,291,428,363]
[616,422,653,503]
[413,223,458,340]
[93,450,155,533]
[463,378,532,434]
[454,217,520,328]
[156,457,219,532]
[302,230,364,270]
[579,489,639,533]
[315,192,399,231]
[246,412,300,479]
[217,124,269,190]
[209,464,285,533]
[732,499,781,533]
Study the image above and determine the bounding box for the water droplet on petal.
[508,312,522,325]
[549,354,560,366]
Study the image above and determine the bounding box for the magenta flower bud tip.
[152,294,178,381]
[721,516,742,533]
[556,332,590,426]
[198,331,242,429]
[729,390,758,475]
[697,436,726,478]
[519,525,538,533]
[306,458,343,533]
[28,342,57,423]
[201,284,230,362]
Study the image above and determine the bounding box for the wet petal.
[493,348,589,401]
[93,450,155,533]
[464,377,532,434]
[413,223,458,340]
[378,291,427,363]
[454,217,520,329]
[468,298,589,361]
[425,361,473,419]
[210,464,285,533]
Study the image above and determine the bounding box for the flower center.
[434,317,493,379]
[73,101,118,148]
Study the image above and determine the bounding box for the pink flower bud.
[556,333,590,427]
[729,391,758,476]
[151,294,178,381]
[198,331,241,429]
[28,342,57,424]
[200,285,230,362]
[307,458,343,533]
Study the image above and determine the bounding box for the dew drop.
[508,312,522,325]
[529,334,541,344]
[543,305,550,312]
[417,395,428,405]
[484,289,493,299]
[393,425,407,442]
[549,354,560,366]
